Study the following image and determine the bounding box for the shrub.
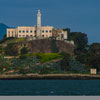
[60,52,72,71]
[4,43,18,56]
[69,59,88,73]
[21,47,28,55]
[11,56,39,71]
[31,65,41,73]
[0,37,15,44]
[0,46,4,54]
[0,56,11,73]
[39,64,55,74]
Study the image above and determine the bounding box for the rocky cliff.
[17,39,74,55]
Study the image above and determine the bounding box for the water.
[0,80,100,96]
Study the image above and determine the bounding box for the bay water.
[0,80,100,96]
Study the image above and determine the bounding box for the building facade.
[7,10,54,39]
[7,26,53,38]
[7,10,69,41]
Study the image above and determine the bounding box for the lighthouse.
[37,10,42,39]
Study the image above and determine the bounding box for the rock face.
[25,39,74,55]
[4,39,74,55]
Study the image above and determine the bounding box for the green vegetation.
[21,47,28,55]
[4,43,19,56]
[51,39,59,53]
[0,28,100,75]
[0,52,89,75]
[60,52,71,71]
[0,37,25,44]
[88,43,100,71]
[34,53,63,63]
[0,46,4,54]
[69,60,88,73]
[0,56,11,74]
[11,56,39,74]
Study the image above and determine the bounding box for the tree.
[69,59,87,73]
[11,56,39,71]
[0,56,10,73]
[0,46,4,55]
[76,52,89,64]
[4,43,18,56]
[88,55,100,71]
[89,43,100,56]
[68,32,88,55]
[88,43,100,71]
[60,52,71,71]
[21,47,28,55]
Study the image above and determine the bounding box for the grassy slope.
[24,53,63,63]
[1,38,26,44]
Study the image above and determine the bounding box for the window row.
[42,30,52,33]
[18,34,52,37]
[8,30,52,34]
[19,30,36,33]
[19,35,33,37]
[18,30,52,33]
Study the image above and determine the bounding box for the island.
[0,10,100,80]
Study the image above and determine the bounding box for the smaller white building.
[90,68,97,75]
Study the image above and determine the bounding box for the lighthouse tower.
[37,10,42,39]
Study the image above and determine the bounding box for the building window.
[30,30,32,33]
[42,30,44,33]
[19,35,21,37]
[19,31,21,33]
[8,31,10,34]
[23,30,25,33]
[26,35,29,37]
[23,35,25,37]
[30,35,33,37]
[12,31,13,33]
[46,30,48,33]
[26,30,28,33]
[34,30,36,33]
[61,34,64,39]
[42,35,44,37]
[49,30,52,33]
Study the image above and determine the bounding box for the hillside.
[27,39,74,55]
[0,23,10,39]
[4,39,74,55]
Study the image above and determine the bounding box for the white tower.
[37,10,42,38]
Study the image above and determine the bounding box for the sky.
[0,0,100,44]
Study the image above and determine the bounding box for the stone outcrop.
[25,39,74,55]
[5,39,74,55]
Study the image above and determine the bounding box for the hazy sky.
[0,0,100,43]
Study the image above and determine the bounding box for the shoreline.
[0,74,100,80]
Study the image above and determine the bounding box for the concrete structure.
[56,28,68,40]
[90,68,97,75]
[37,10,42,38]
[7,26,53,38]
